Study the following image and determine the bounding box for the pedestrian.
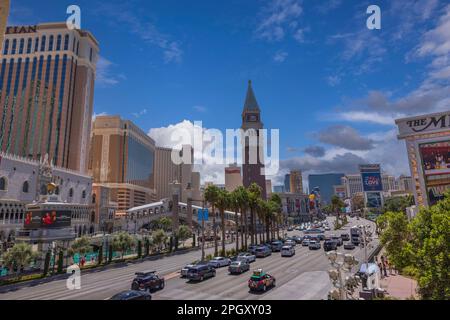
[378,262,384,279]
[385,258,392,275]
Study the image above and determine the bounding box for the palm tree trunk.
[212,206,218,256]
[250,208,255,245]
[235,207,239,253]
[243,210,248,249]
[240,208,244,250]
[221,210,226,255]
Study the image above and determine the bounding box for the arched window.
[64,34,69,50]
[40,36,46,52]
[55,186,60,195]
[82,190,86,199]
[11,39,17,54]
[92,193,96,203]
[27,38,32,54]
[0,177,7,191]
[19,38,25,54]
[22,181,29,193]
[69,188,74,197]
[3,39,9,55]
[48,35,54,51]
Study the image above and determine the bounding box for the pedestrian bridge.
[125,200,240,232]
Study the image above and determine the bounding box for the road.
[0,217,378,300]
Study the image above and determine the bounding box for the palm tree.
[234,186,249,250]
[215,189,230,255]
[331,195,345,228]
[68,236,91,265]
[112,232,134,259]
[230,189,241,252]
[204,185,220,256]
[270,194,283,239]
[158,216,172,232]
[152,229,167,252]
[2,242,37,277]
[248,183,262,245]
[176,225,192,248]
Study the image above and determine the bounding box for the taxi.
[248,269,276,292]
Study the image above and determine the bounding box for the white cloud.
[256,0,303,42]
[92,112,108,121]
[335,111,399,126]
[193,105,207,112]
[273,50,288,62]
[132,109,148,118]
[326,75,341,87]
[96,56,123,86]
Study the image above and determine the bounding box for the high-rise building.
[0,0,9,54]
[341,174,364,199]
[398,175,414,193]
[273,185,285,193]
[309,173,345,204]
[0,23,99,173]
[284,174,291,193]
[289,170,303,194]
[88,115,155,213]
[265,179,272,198]
[154,146,180,200]
[241,80,266,198]
[225,164,242,192]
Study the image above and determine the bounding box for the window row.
[3,35,79,55]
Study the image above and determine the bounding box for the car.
[270,241,284,252]
[228,260,250,274]
[248,269,276,292]
[308,240,321,250]
[208,257,232,268]
[341,233,350,241]
[323,240,338,251]
[109,290,152,300]
[181,261,202,277]
[280,245,295,257]
[302,239,310,246]
[248,245,258,255]
[287,227,294,232]
[316,234,325,241]
[131,271,165,292]
[237,252,256,263]
[284,239,296,247]
[324,226,331,231]
[186,264,216,281]
[344,243,356,250]
[255,246,272,258]
[293,236,303,244]
[331,236,343,246]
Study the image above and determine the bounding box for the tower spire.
[243,80,260,113]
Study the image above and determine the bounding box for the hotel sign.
[6,25,37,34]
[396,112,450,139]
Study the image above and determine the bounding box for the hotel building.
[225,164,242,192]
[89,115,156,214]
[396,111,450,207]
[289,170,303,194]
[0,22,99,173]
[0,0,9,54]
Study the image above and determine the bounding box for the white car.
[237,252,256,263]
[281,245,295,257]
[208,257,231,268]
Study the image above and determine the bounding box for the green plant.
[43,250,51,277]
[111,232,134,259]
[2,242,38,277]
[137,240,142,258]
[57,250,64,273]
[68,237,91,264]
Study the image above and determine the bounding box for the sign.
[197,208,209,222]
[419,140,450,206]
[366,192,382,208]
[24,210,72,229]
[5,25,37,34]
[396,112,450,138]
[360,164,383,192]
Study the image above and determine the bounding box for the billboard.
[419,140,450,206]
[360,164,383,192]
[24,210,72,229]
[366,192,382,208]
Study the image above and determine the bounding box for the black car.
[344,243,356,250]
[109,290,152,300]
[131,271,165,292]
[331,236,343,246]
[186,264,216,282]
[315,234,325,241]
[323,240,338,251]
[341,233,350,241]
[293,236,303,244]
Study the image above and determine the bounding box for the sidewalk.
[380,273,418,299]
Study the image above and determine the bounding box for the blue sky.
[9,0,450,185]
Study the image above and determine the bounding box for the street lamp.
[327,251,360,300]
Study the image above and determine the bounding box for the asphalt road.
[0,216,378,300]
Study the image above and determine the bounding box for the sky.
[8,0,450,187]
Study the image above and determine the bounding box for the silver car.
[228,260,250,274]
[237,252,256,263]
[208,257,231,268]
[308,240,321,250]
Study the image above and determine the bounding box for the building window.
[40,36,46,52]
[11,39,17,54]
[64,34,69,50]
[69,188,74,197]
[3,39,9,55]
[56,34,62,51]
[22,181,29,193]
[89,47,93,62]
[34,37,39,52]
[26,38,32,54]
[82,190,86,199]
[0,177,7,191]
[48,35,54,51]
[19,38,24,54]
[92,193,96,204]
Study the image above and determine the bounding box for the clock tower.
[241,80,267,198]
